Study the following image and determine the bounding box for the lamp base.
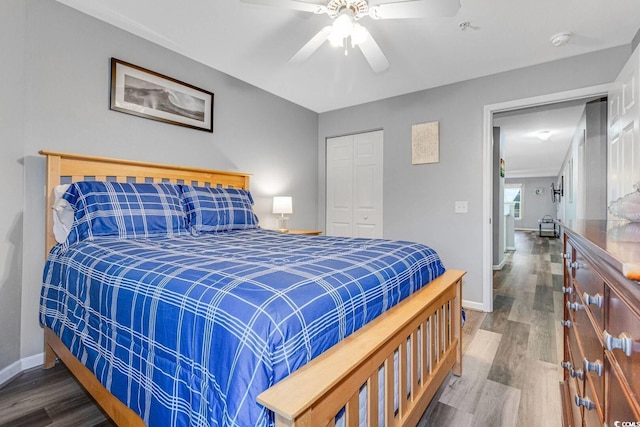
[276,217,288,230]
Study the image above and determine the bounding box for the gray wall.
[557,98,608,222]
[318,46,631,306]
[505,177,558,230]
[584,99,608,219]
[0,0,26,373]
[1,0,319,373]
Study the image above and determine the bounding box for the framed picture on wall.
[110,58,214,132]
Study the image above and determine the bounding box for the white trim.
[0,359,22,386]
[483,83,611,314]
[0,352,44,386]
[462,299,485,312]
[493,258,507,271]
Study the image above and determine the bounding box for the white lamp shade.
[273,196,293,215]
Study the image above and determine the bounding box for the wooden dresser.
[560,220,640,426]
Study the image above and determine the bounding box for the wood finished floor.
[419,230,564,427]
[0,231,563,427]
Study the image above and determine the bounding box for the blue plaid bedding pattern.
[40,228,445,426]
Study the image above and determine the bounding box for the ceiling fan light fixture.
[351,23,369,47]
[332,12,353,39]
[537,130,552,141]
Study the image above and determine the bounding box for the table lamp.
[273,196,292,231]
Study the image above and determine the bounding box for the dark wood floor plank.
[533,284,555,312]
[0,408,51,427]
[479,294,515,334]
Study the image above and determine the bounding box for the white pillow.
[52,184,73,243]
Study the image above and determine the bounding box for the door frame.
[482,83,611,313]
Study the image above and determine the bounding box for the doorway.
[482,84,611,312]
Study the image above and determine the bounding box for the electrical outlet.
[455,201,468,213]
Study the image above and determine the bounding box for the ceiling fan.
[240,0,461,73]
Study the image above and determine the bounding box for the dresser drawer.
[566,302,605,418]
[574,322,605,412]
[605,358,640,424]
[605,286,640,404]
[572,250,605,328]
[582,373,603,426]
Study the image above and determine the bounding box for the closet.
[326,130,383,238]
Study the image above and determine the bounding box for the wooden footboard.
[258,269,465,427]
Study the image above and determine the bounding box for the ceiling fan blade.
[368,0,460,19]
[289,26,332,63]
[240,0,327,14]
[357,33,390,73]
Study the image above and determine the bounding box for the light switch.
[455,201,468,213]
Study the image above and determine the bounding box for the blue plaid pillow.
[62,181,188,244]
[180,185,259,234]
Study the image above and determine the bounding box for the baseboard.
[462,299,485,312]
[0,352,44,387]
[493,258,506,270]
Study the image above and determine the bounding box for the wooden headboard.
[40,150,251,256]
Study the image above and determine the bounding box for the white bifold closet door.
[326,130,383,238]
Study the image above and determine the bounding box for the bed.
[39,150,465,427]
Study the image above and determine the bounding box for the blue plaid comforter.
[40,228,445,426]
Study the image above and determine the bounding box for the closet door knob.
[562,252,571,259]
[568,261,580,269]
[583,358,603,376]
[560,320,572,328]
[603,330,633,357]
[583,292,603,308]
[562,286,573,294]
[560,361,572,370]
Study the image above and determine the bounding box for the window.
[505,184,523,220]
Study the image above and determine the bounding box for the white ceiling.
[494,98,599,179]
[57,0,640,114]
[56,0,638,179]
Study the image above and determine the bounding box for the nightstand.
[281,229,322,236]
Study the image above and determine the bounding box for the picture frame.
[110,58,214,132]
[411,121,439,165]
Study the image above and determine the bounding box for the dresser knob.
[583,358,603,377]
[570,368,584,380]
[575,395,595,410]
[603,330,633,357]
[562,286,573,295]
[583,292,603,308]
[566,301,584,311]
[560,320,572,328]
